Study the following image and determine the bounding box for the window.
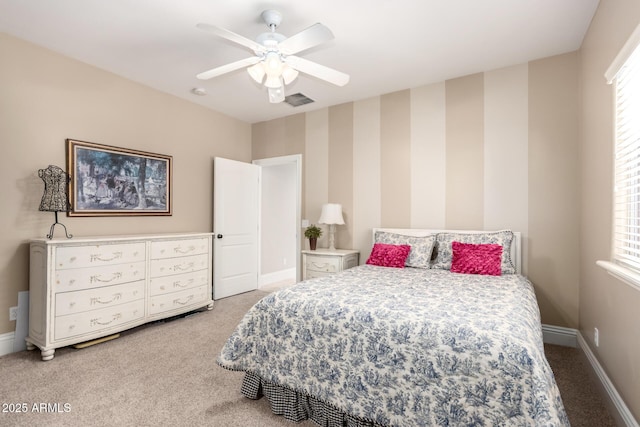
[611,41,640,272]
[599,23,640,291]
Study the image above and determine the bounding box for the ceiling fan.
[196,10,349,103]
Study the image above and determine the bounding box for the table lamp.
[38,165,73,239]
[318,203,344,251]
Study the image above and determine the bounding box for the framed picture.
[66,139,172,216]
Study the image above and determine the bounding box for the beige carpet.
[544,343,617,427]
[0,289,615,426]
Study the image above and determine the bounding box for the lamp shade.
[38,165,71,212]
[281,65,299,85]
[247,63,266,84]
[38,165,73,239]
[318,203,344,225]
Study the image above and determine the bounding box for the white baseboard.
[542,325,638,426]
[577,332,639,427]
[259,268,296,288]
[0,331,15,357]
[542,324,578,347]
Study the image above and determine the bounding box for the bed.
[217,229,569,426]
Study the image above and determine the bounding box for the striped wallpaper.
[253,52,580,328]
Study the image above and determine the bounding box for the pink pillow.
[450,242,503,276]
[366,243,411,268]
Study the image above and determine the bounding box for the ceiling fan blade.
[197,56,261,80]
[197,23,265,54]
[278,23,334,55]
[285,56,349,86]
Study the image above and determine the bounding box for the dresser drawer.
[150,253,209,278]
[148,285,210,316]
[54,299,145,341]
[343,254,359,270]
[149,270,210,296]
[54,261,146,293]
[305,256,341,273]
[151,238,210,260]
[55,242,146,269]
[306,270,334,280]
[55,280,145,316]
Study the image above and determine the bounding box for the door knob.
[217,234,223,239]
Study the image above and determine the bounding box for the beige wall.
[254,54,581,331]
[580,0,640,420]
[380,90,411,228]
[528,54,581,329]
[0,33,252,336]
[445,74,485,230]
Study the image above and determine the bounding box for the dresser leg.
[207,302,214,310]
[41,349,55,361]
[26,342,35,351]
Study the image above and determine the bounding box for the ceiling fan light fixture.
[268,86,285,104]
[281,65,299,85]
[264,74,283,89]
[264,52,283,76]
[196,10,349,105]
[247,63,265,84]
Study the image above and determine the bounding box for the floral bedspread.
[218,265,569,427]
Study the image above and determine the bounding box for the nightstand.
[302,249,360,280]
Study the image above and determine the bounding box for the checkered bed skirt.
[241,371,385,427]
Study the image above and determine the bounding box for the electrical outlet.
[594,327,599,347]
[9,306,18,321]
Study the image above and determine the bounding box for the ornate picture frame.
[66,139,172,216]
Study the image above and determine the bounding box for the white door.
[213,157,260,299]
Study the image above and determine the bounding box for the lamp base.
[47,211,72,240]
[328,224,337,251]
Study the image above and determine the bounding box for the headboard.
[372,228,522,274]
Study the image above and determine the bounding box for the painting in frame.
[66,139,172,216]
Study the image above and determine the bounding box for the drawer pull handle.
[173,278,195,289]
[174,245,196,254]
[90,272,123,283]
[173,295,194,306]
[311,262,331,269]
[173,262,195,271]
[90,252,123,262]
[90,293,122,305]
[90,313,122,326]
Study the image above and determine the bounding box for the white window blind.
[611,34,640,273]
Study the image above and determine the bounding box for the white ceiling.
[0,0,599,124]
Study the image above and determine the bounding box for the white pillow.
[374,231,436,269]
[432,230,515,274]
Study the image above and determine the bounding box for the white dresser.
[301,249,359,280]
[27,233,213,360]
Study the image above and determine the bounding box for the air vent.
[284,93,315,107]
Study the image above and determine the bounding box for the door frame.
[253,154,302,282]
